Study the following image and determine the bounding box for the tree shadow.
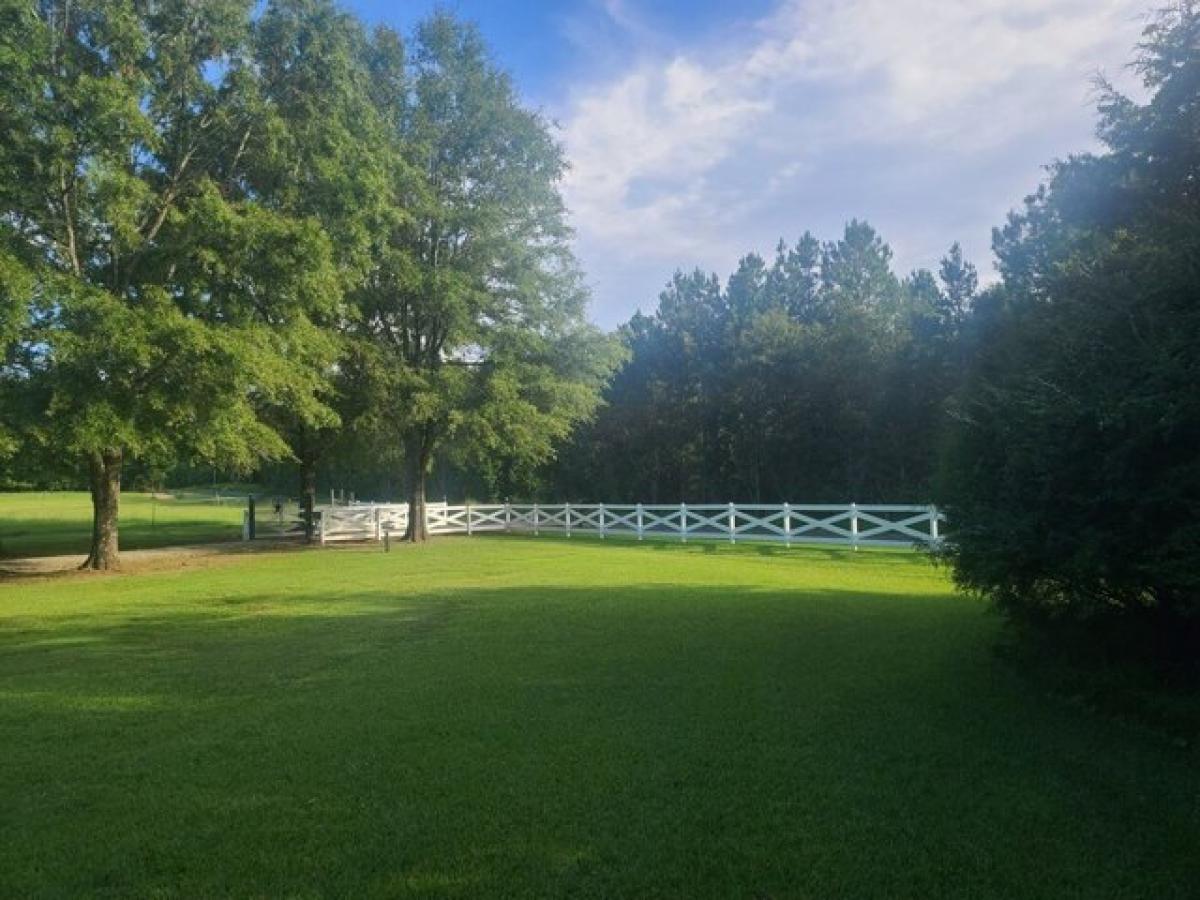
[1,579,1195,898]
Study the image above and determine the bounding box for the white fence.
[293,501,945,549]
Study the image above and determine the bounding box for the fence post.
[636,503,644,541]
[533,503,539,536]
[247,496,256,540]
[784,502,792,547]
[505,502,511,532]
[929,505,940,544]
[728,502,736,544]
[318,509,327,546]
[599,503,606,539]
[467,502,473,536]
[680,502,687,543]
[850,502,859,551]
[565,502,571,537]
[373,505,381,542]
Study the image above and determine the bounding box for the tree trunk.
[81,449,121,571]
[300,456,317,543]
[404,436,432,542]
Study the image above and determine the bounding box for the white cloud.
[559,0,1148,325]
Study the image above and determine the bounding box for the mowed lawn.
[1,538,1196,898]
[0,491,246,559]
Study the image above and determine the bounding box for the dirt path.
[0,540,311,579]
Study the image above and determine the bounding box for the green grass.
[1,537,1196,898]
[0,491,247,558]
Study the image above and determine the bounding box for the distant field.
[1,537,1196,897]
[0,491,248,559]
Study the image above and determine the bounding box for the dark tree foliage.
[547,222,975,504]
[939,3,1200,658]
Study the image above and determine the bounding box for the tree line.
[544,223,979,504]
[541,2,1200,660]
[0,0,622,567]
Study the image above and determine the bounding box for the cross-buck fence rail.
[245,501,946,549]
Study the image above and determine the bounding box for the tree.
[0,0,339,568]
[249,0,398,534]
[546,222,974,504]
[357,14,621,540]
[940,2,1200,658]
[936,242,978,332]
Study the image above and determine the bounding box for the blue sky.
[347,0,1148,328]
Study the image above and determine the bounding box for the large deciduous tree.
[357,14,621,540]
[249,0,398,534]
[0,0,338,568]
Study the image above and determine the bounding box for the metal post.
[505,502,511,532]
[930,505,940,544]
[565,502,571,537]
[533,503,539,536]
[373,506,381,542]
[850,502,859,551]
[318,510,327,546]
[728,502,736,544]
[636,503,644,541]
[241,509,250,542]
[784,502,792,547]
[467,502,473,536]
[247,496,256,540]
[680,502,687,543]
[599,503,606,539]
[384,528,391,552]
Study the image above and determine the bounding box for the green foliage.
[354,14,623,507]
[940,3,1200,656]
[549,222,974,503]
[0,0,342,480]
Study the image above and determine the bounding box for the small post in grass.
[247,495,256,540]
[850,502,859,551]
[728,501,736,544]
[784,502,792,547]
[384,528,391,552]
[565,501,571,538]
[680,502,687,543]
[636,503,644,540]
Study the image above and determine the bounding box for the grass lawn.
[1,537,1196,898]
[0,491,247,559]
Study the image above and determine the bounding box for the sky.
[348,0,1150,328]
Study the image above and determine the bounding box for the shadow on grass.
[1,580,1197,898]
[0,515,244,561]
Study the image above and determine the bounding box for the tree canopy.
[546,222,976,505]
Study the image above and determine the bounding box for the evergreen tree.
[940,3,1200,657]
